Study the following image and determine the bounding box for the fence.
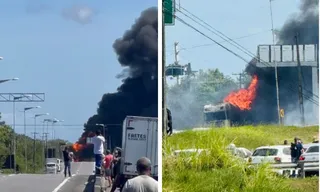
[270,162,319,178]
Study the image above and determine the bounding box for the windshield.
[306,146,319,153]
[253,148,278,156]
[46,164,56,168]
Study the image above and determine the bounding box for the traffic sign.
[280,109,284,118]
[163,0,175,25]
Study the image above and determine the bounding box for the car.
[299,143,319,162]
[249,145,291,164]
[236,147,253,162]
[298,143,319,176]
[173,149,206,157]
[46,162,57,174]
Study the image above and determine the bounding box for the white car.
[173,147,252,162]
[236,147,253,162]
[299,143,319,162]
[249,145,291,164]
[173,149,206,156]
[46,163,57,174]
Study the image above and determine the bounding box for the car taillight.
[299,156,305,161]
[274,157,281,163]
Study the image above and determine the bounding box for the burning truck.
[204,75,258,127]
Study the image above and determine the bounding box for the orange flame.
[223,75,258,110]
[72,142,85,152]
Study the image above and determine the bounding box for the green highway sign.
[163,0,175,25]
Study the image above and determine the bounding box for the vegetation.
[167,68,244,128]
[0,113,68,173]
[163,125,319,192]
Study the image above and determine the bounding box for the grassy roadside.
[163,125,319,192]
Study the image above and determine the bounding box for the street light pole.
[12,95,31,174]
[0,78,19,84]
[23,106,41,172]
[12,99,16,173]
[33,113,49,173]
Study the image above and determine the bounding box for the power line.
[163,7,319,106]
[178,6,319,102]
[165,30,271,52]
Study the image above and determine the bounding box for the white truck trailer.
[120,116,158,180]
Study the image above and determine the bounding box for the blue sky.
[0,0,156,142]
[165,0,301,84]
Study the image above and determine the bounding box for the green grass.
[163,125,319,192]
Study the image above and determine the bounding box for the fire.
[72,142,85,152]
[223,75,258,110]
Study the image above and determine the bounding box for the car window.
[282,147,291,155]
[306,146,319,153]
[252,148,278,156]
[46,164,56,167]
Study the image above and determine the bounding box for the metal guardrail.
[269,162,319,178]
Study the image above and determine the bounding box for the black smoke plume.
[80,7,158,152]
[245,0,318,125]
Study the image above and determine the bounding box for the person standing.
[62,147,72,177]
[290,137,303,163]
[122,157,158,192]
[104,150,113,187]
[92,130,105,175]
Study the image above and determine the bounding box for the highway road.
[0,162,97,192]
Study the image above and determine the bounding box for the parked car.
[173,146,251,162]
[299,143,319,162]
[298,143,319,176]
[46,162,57,174]
[236,147,253,162]
[249,145,291,164]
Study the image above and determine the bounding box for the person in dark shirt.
[62,147,72,177]
[290,137,304,163]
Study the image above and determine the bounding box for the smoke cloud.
[277,0,319,44]
[246,0,319,125]
[62,5,96,25]
[83,7,158,149]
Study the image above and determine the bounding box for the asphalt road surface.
[0,162,96,192]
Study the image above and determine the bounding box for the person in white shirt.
[91,130,105,175]
[122,157,158,192]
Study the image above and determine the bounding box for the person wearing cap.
[121,157,158,192]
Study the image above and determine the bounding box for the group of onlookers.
[92,130,158,192]
[62,129,158,191]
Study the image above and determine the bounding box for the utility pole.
[32,132,39,173]
[43,132,49,170]
[295,33,305,126]
[232,72,245,89]
[174,42,180,85]
[162,1,167,137]
[269,0,281,125]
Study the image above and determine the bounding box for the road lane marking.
[52,174,76,192]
